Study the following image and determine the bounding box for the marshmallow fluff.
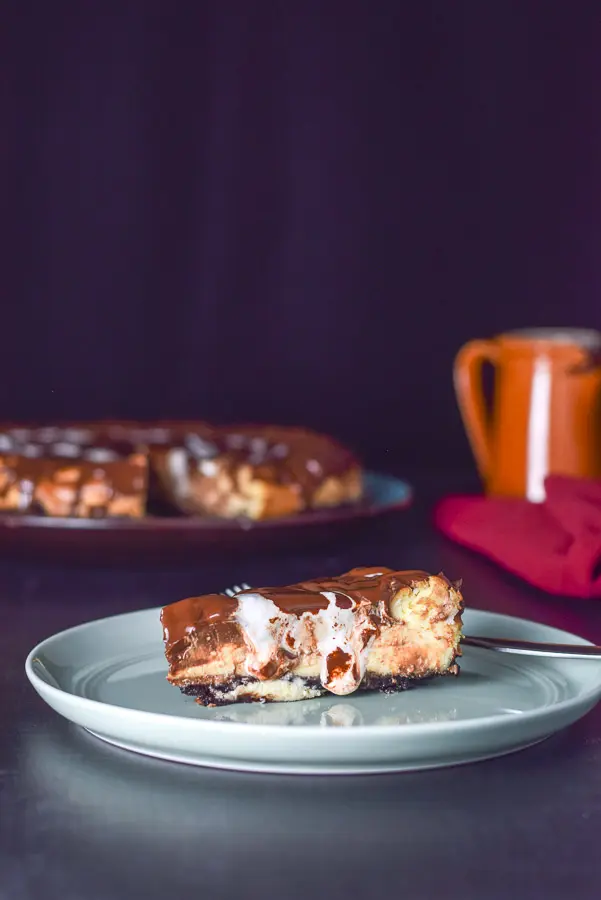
[234,593,297,678]
[167,448,191,498]
[235,589,378,695]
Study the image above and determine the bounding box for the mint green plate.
[25,607,601,774]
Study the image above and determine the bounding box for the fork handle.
[463,635,601,660]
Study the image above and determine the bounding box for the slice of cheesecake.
[0,437,148,518]
[161,567,464,707]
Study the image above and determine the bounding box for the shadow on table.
[6,717,600,899]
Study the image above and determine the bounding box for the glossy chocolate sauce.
[180,425,360,505]
[0,420,361,518]
[161,593,237,646]
[160,567,433,653]
[0,455,147,515]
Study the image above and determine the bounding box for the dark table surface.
[1,471,601,900]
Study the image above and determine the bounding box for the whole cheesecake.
[0,421,363,520]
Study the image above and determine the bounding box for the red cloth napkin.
[433,475,601,598]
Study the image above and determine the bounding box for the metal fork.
[222,583,601,660]
[224,583,251,598]
[462,634,601,660]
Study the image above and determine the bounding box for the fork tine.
[223,583,252,598]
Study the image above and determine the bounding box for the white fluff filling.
[314,591,376,695]
[235,589,377,695]
[235,593,297,677]
[167,448,190,498]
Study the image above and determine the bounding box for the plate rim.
[25,606,601,739]
[83,729,552,775]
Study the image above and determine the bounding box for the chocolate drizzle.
[161,567,431,649]
[160,571,324,649]
[326,648,355,684]
[0,425,148,517]
[214,427,355,498]
[161,594,237,647]
[170,424,361,513]
[0,420,362,520]
[0,452,147,517]
[249,567,426,617]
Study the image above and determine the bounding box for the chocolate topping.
[0,450,147,517]
[161,567,431,650]
[161,594,237,646]
[165,424,360,512]
[326,648,354,683]
[0,420,362,520]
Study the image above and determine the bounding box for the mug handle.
[453,340,500,481]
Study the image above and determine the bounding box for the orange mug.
[454,328,601,501]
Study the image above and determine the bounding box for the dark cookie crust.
[179,665,459,707]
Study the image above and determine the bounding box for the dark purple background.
[3,2,600,469]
